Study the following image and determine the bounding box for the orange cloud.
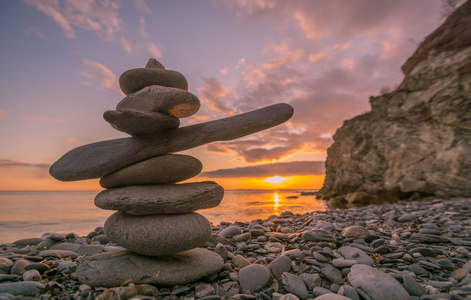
[219,66,229,75]
[121,36,140,53]
[148,41,163,58]
[23,0,122,41]
[197,77,235,115]
[80,58,121,93]
[66,138,80,144]
[0,109,7,117]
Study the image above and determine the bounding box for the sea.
[0,189,327,244]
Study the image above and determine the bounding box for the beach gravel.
[1,197,471,299]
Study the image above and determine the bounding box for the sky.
[0,0,447,191]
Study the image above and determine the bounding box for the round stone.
[338,246,374,266]
[116,85,200,118]
[119,68,188,95]
[341,226,370,239]
[348,264,410,300]
[103,109,180,136]
[76,248,223,287]
[219,226,242,238]
[104,212,211,256]
[96,181,223,215]
[268,255,291,281]
[100,154,202,188]
[314,295,351,300]
[282,272,309,299]
[238,264,270,292]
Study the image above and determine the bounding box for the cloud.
[148,41,163,58]
[197,77,235,115]
[0,159,49,170]
[133,0,151,14]
[200,161,325,178]
[80,57,121,93]
[121,36,140,53]
[219,66,229,75]
[23,0,122,41]
[139,17,147,38]
[22,26,46,39]
[198,0,442,164]
[66,138,80,144]
[0,109,7,117]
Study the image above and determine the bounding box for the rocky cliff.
[318,1,471,205]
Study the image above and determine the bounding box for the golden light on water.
[264,176,287,184]
[273,192,280,215]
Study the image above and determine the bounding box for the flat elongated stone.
[103,109,179,136]
[117,85,200,118]
[76,248,223,287]
[95,181,224,214]
[104,212,211,256]
[119,68,188,94]
[100,154,202,188]
[50,103,294,181]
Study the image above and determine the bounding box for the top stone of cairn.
[119,58,188,94]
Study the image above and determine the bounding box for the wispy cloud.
[22,26,46,39]
[23,0,122,41]
[0,159,49,169]
[139,17,147,38]
[219,66,229,75]
[197,77,235,115]
[80,57,121,93]
[66,138,80,144]
[200,161,325,178]
[148,41,163,58]
[133,0,151,14]
[121,36,140,53]
[0,109,7,117]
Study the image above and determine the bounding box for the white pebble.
[22,269,41,281]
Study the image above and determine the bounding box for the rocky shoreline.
[1,197,470,300]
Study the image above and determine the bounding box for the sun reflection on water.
[273,192,280,216]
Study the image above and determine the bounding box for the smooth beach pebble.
[267,255,292,281]
[119,67,189,94]
[96,181,223,215]
[341,226,370,239]
[238,264,270,292]
[219,226,242,238]
[99,154,202,188]
[348,264,410,300]
[104,212,211,256]
[116,85,201,118]
[22,269,41,281]
[76,248,223,287]
[281,272,309,299]
[103,109,180,136]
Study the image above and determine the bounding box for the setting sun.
[264,176,287,184]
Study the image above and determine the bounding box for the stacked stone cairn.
[49,58,293,287]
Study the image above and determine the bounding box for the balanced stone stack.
[49,58,293,287]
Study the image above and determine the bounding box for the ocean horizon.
[0,189,327,244]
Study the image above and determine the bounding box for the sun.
[264,176,287,184]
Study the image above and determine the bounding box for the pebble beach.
[1,197,470,300]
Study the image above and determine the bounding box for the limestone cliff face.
[319,1,471,205]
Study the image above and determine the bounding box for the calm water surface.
[0,190,326,243]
